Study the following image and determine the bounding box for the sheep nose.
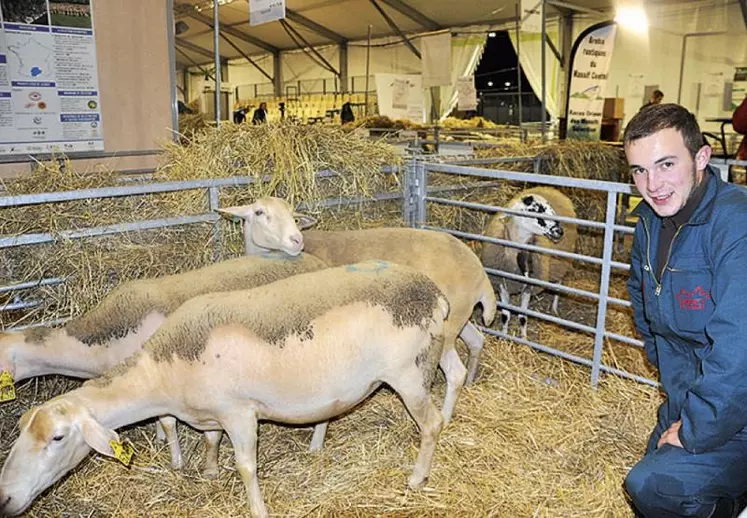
[0,494,11,514]
[289,233,303,246]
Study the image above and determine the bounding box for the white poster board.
[374,73,425,123]
[250,0,286,26]
[457,76,477,111]
[0,0,104,155]
[566,23,617,141]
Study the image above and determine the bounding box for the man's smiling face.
[625,127,711,218]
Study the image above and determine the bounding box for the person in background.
[341,101,355,125]
[233,105,246,124]
[252,102,268,125]
[732,95,747,160]
[641,89,664,110]
[623,103,747,518]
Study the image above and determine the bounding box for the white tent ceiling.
[173,0,747,69]
[172,0,622,68]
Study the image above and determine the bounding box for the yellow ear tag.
[109,440,134,466]
[0,370,16,403]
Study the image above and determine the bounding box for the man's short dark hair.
[623,103,704,158]
[653,90,664,98]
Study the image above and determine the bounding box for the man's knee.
[625,456,716,517]
[625,461,654,509]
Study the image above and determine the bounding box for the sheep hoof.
[202,466,219,479]
[171,458,184,471]
[407,474,428,490]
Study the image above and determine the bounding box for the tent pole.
[365,24,372,116]
[541,0,546,142]
[515,3,523,136]
[213,0,221,127]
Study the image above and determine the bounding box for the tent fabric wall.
[508,19,562,118]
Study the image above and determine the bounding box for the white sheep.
[480,186,577,339]
[0,260,449,518]
[298,228,497,397]
[0,197,321,476]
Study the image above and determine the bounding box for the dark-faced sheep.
[480,186,578,339]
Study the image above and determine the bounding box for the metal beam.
[176,37,229,63]
[340,42,349,93]
[369,0,421,59]
[280,19,340,76]
[546,0,605,16]
[286,10,347,43]
[181,9,279,54]
[167,0,178,137]
[546,32,562,64]
[740,0,747,30]
[378,0,441,31]
[175,46,216,81]
[220,33,274,83]
[273,51,283,97]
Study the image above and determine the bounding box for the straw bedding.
[0,128,657,516]
[0,337,660,517]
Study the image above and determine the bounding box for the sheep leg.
[551,282,561,315]
[438,333,467,425]
[499,283,511,334]
[225,412,267,518]
[309,422,329,451]
[519,289,531,340]
[155,420,166,443]
[387,367,444,490]
[202,430,223,478]
[459,321,485,386]
[157,415,183,470]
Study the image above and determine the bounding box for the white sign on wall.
[250,0,286,26]
[374,73,425,123]
[520,0,543,33]
[457,76,477,111]
[627,73,644,98]
[704,71,724,97]
[566,23,617,141]
[0,0,104,156]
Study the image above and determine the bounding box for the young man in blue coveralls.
[623,103,747,518]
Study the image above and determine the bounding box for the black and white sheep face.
[510,194,564,242]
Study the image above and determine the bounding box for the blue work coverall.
[625,167,747,517]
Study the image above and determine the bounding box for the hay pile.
[0,122,402,329]
[0,338,661,517]
[440,116,500,130]
[351,115,427,131]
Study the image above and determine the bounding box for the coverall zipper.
[641,217,687,297]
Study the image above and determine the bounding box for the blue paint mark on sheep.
[345,260,390,274]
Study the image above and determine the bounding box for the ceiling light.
[487,81,494,87]
[488,32,496,37]
[614,6,648,33]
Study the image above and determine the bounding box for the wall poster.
[0,0,104,155]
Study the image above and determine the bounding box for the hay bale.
[0,123,403,330]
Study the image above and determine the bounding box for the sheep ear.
[217,205,255,223]
[78,414,119,458]
[293,212,318,230]
[522,195,535,206]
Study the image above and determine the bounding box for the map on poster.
[0,0,103,155]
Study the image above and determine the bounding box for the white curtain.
[508,21,561,118]
[420,28,487,120]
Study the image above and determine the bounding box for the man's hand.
[657,420,683,449]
